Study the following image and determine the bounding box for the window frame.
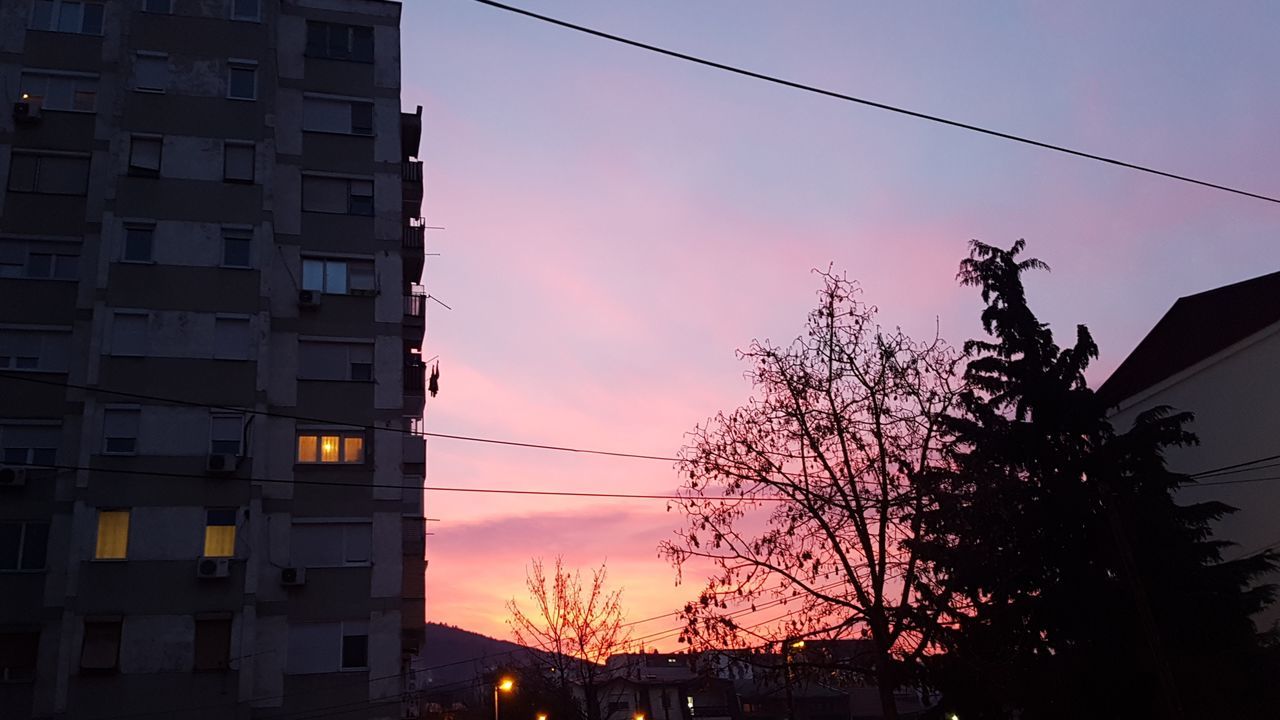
[295,430,366,465]
[127,134,163,177]
[0,422,60,467]
[193,616,232,671]
[221,228,253,268]
[300,174,375,216]
[93,509,130,561]
[101,407,141,456]
[0,521,50,572]
[121,223,155,263]
[212,315,252,361]
[79,618,122,672]
[305,21,375,63]
[132,51,168,94]
[209,413,244,456]
[108,310,149,357]
[30,0,105,35]
[290,520,372,568]
[0,630,40,683]
[340,621,369,670]
[302,96,375,136]
[22,250,79,281]
[19,70,98,113]
[203,508,237,558]
[0,327,71,373]
[226,60,257,101]
[222,141,255,184]
[300,257,375,295]
[6,151,91,196]
[230,0,260,22]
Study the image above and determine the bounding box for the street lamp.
[494,676,515,720]
[537,714,548,720]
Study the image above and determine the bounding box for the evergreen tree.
[916,240,1277,719]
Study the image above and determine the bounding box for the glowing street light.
[494,677,516,720]
[537,714,548,720]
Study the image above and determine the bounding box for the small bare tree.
[508,557,632,720]
[662,270,959,720]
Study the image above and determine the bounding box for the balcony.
[403,218,425,249]
[402,160,423,183]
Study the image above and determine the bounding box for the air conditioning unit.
[298,289,322,308]
[281,566,306,586]
[196,557,231,579]
[13,100,41,124]
[0,466,28,488]
[206,454,237,474]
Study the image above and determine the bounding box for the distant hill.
[418,622,538,687]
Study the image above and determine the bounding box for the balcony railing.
[404,292,427,319]
[403,221,425,250]
[402,160,423,183]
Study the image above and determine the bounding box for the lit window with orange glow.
[204,509,236,557]
[95,510,129,560]
[296,432,365,464]
[297,435,318,463]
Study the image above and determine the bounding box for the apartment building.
[0,1,428,718]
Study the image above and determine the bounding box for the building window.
[305,22,374,62]
[30,0,103,35]
[222,229,252,268]
[341,622,368,669]
[132,52,168,93]
[128,135,162,176]
[193,616,231,671]
[302,97,374,136]
[295,431,364,464]
[122,224,154,262]
[213,316,251,361]
[203,509,236,558]
[223,142,254,183]
[209,414,243,455]
[19,71,97,112]
[102,408,140,455]
[301,258,374,295]
[227,62,256,100]
[230,0,259,21]
[0,522,49,571]
[109,312,148,356]
[7,153,90,196]
[142,0,171,13]
[80,619,121,671]
[286,621,368,675]
[291,521,371,566]
[0,423,59,466]
[0,329,71,372]
[94,510,129,560]
[22,251,79,280]
[301,176,373,216]
[0,632,39,682]
[298,341,373,382]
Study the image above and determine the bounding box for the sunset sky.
[400,0,1280,644]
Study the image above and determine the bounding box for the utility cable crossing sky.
[469,0,1280,207]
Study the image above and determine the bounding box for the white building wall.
[1108,322,1280,629]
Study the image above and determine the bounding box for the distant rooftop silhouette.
[1096,269,1280,407]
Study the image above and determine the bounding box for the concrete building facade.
[0,1,428,717]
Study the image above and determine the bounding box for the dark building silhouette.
[0,1,427,717]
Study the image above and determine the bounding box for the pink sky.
[402,0,1280,645]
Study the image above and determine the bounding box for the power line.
[1188,454,1280,479]
[9,372,1279,496]
[0,372,680,464]
[468,0,1280,207]
[29,461,771,502]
